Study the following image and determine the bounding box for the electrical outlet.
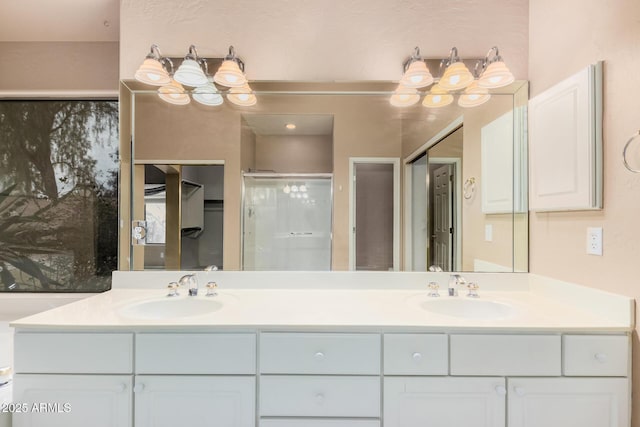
[485,224,493,242]
[586,227,603,255]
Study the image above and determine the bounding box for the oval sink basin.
[420,298,514,320]
[118,297,224,320]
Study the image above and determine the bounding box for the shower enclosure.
[242,174,332,270]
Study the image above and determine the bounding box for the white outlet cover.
[587,227,603,256]
[485,224,493,242]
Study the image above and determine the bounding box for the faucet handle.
[466,282,479,298]
[167,282,179,297]
[427,282,440,298]
[205,281,218,297]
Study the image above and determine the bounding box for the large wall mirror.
[119,80,528,273]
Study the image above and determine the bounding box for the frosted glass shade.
[193,83,224,106]
[400,60,434,89]
[214,60,247,88]
[158,80,190,105]
[439,62,474,91]
[422,84,453,108]
[135,58,171,86]
[390,85,420,107]
[227,84,256,106]
[458,81,491,108]
[478,61,515,89]
[174,59,208,87]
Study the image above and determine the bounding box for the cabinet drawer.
[260,333,380,374]
[563,335,629,376]
[384,334,447,375]
[136,333,255,374]
[450,334,561,376]
[260,376,380,417]
[14,333,133,374]
[261,421,380,427]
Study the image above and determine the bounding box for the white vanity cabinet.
[134,333,256,427]
[12,332,134,427]
[259,333,381,426]
[11,329,631,427]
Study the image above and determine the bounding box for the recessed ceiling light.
[285,123,296,130]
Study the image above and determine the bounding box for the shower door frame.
[241,172,334,271]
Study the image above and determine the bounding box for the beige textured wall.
[529,0,640,423]
[240,117,256,172]
[0,42,119,93]
[255,135,333,173]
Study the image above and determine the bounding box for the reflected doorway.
[349,158,400,271]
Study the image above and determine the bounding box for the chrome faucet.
[179,274,198,296]
[448,274,467,297]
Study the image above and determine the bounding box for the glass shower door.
[242,174,332,270]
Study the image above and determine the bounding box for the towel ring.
[463,177,476,199]
[623,130,640,173]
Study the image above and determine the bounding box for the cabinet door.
[13,374,132,427]
[508,378,629,427]
[134,376,254,427]
[384,377,506,427]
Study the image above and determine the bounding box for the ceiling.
[0,0,119,42]
[243,114,334,136]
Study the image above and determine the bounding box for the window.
[0,100,118,292]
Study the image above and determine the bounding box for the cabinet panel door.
[384,377,506,427]
[508,378,629,427]
[13,374,132,427]
[134,376,255,427]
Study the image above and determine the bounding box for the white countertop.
[9,283,634,332]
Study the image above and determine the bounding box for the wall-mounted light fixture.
[213,46,247,88]
[134,44,253,107]
[438,47,474,91]
[400,47,434,89]
[391,45,514,110]
[134,45,173,86]
[476,46,515,89]
[174,45,209,87]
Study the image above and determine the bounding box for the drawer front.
[563,335,629,376]
[260,333,380,374]
[261,420,380,427]
[14,333,133,374]
[384,334,448,375]
[450,334,561,376]
[136,333,256,374]
[260,376,380,417]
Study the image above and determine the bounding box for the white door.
[384,377,506,427]
[134,375,255,427]
[508,377,629,427]
[13,374,132,427]
[432,163,453,270]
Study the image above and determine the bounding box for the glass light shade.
[439,62,474,91]
[389,85,420,107]
[158,80,190,105]
[173,59,208,87]
[213,60,247,88]
[458,81,491,108]
[400,60,434,88]
[477,61,515,89]
[227,84,257,106]
[193,83,224,106]
[422,84,453,108]
[135,58,171,86]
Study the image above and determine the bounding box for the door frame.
[348,157,401,271]
[403,116,463,271]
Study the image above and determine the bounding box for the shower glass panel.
[242,174,332,270]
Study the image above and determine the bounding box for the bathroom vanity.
[9,272,633,427]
